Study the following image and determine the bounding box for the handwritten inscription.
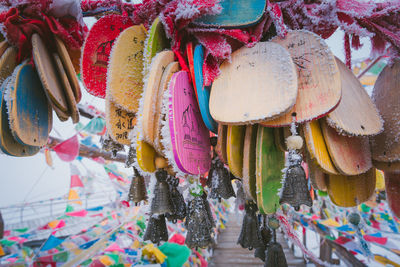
[111,106,136,143]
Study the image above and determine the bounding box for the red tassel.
[344,33,351,69]
[351,35,362,50]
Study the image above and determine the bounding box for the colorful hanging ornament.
[143,214,169,245]
[280,117,312,211]
[128,167,147,205]
[165,175,187,223]
[237,201,263,250]
[264,217,288,267]
[151,170,173,215]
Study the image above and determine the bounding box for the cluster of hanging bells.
[237,202,288,267]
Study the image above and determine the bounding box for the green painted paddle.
[256,125,284,214]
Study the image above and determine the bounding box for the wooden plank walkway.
[210,213,308,267]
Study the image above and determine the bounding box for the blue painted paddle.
[194,0,266,28]
[0,76,40,157]
[194,44,218,134]
[8,63,51,147]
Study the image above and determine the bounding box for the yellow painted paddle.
[107,25,147,112]
[303,120,338,175]
[216,124,228,164]
[326,168,376,207]
[227,125,245,178]
[242,124,258,201]
[105,99,136,145]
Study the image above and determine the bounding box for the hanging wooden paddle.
[261,30,341,127]
[153,61,180,155]
[141,50,175,144]
[370,60,400,162]
[256,126,284,214]
[166,71,211,175]
[143,17,169,73]
[136,138,156,173]
[32,34,68,113]
[242,124,258,201]
[227,125,245,178]
[210,41,297,125]
[216,124,228,164]
[303,120,338,175]
[326,168,376,207]
[194,0,266,28]
[186,42,198,100]
[52,103,69,122]
[305,152,327,191]
[384,171,400,218]
[81,14,133,98]
[105,99,136,145]
[321,120,372,176]
[54,36,82,103]
[107,25,147,112]
[0,41,8,58]
[326,58,382,136]
[53,53,79,123]
[194,44,218,133]
[0,76,39,157]
[7,63,51,147]
[0,46,17,84]
[373,160,400,172]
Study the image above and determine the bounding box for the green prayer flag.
[159,242,191,267]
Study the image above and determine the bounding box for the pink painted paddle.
[81,14,133,98]
[168,71,211,175]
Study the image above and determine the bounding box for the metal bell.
[208,157,236,199]
[264,217,288,267]
[264,242,288,267]
[235,180,246,211]
[125,146,136,167]
[202,192,215,228]
[185,196,214,249]
[280,151,312,211]
[128,167,147,204]
[143,214,169,245]
[100,134,124,157]
[237,201,263,250]
[166,176,187,223]
[151,170,173,215]
[254,219,273,261]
